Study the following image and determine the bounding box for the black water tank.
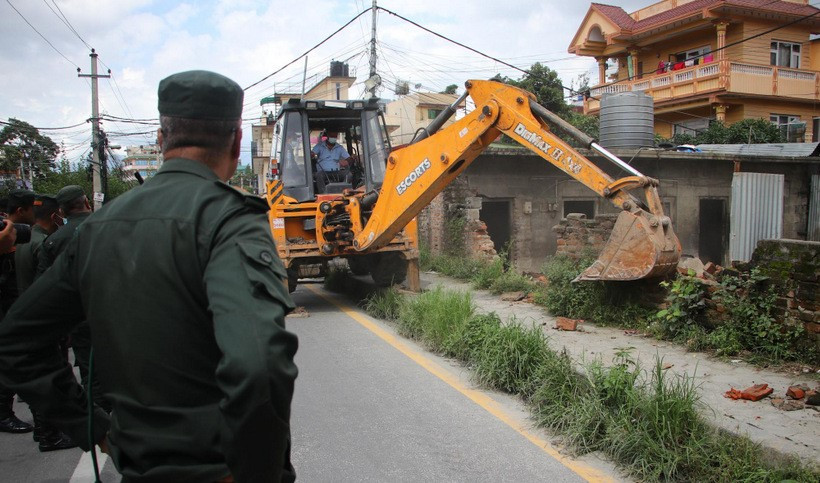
[330,61,343,76]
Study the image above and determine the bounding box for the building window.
[335,82,341,100]
[427,109,442,120]
[674,45,711,62]
[770,41,800,68]
[563,200,595,219]
[673,118,709,137]
[813,117,819,143]
[136,160,149,166]
[770,114,804,142]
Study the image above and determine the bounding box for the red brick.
[786,386,805,400]
[805,322,820,334]
[555,317,581,331]
[741,384,774,402]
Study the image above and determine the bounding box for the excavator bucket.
[576,211,681,282]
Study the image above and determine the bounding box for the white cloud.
[1,0,650,164]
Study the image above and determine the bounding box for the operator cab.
[272,98,392,201]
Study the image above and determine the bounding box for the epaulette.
[214,181,270,213]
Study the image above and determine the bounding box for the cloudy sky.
[0,0,647,164]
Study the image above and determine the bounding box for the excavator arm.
[354,79,680,281]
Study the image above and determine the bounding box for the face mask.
[328,137,337,144]
[62,218,68,225]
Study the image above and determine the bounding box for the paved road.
[0,282,618,482]
[288,283,615,482]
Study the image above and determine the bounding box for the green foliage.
[380,284,818,481]
[651,276,707,339]
[363,288,404,321]
[440,84,458,95]
[443,215,466,256]
[494,63,569,117]
[0,118,59,175]
[397,287,474,350]
[568,112,599,142]
[471,257,504,289]
[711,269,808,362]
[659,118,786,146]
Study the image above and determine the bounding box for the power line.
[377,5,582,96]
[4,0,80,68]
[48,0,92,50]
[0,119,89,130]
[244,7,371,91]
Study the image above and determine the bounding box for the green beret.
[56,185,85,206]
[9,189,35,204]
[158,70,244,120]
[33,194,56,207]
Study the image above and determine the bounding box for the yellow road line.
[306,285,615,483]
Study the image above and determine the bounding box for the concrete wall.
[419,147,820,273]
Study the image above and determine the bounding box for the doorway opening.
[699,198,726,264]
[480,199,512,255]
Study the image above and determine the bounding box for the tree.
[0,118,59,183]
[494,63,569,117]
[665,118,785,145]
[440,84,458,95]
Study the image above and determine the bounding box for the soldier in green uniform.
[0,189,36,436]
[16,194,61,293]
[0,70,299,482]
[36,185,92,277]
[12,193,77,451]
[35,185,109,413]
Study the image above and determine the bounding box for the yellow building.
[383,92,463,146]
[568,0,820,141]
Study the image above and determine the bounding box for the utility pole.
[368,0,378,98]
[78,49,110,211]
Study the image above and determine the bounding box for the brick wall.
[552,213,618,259]
[750,240,820,344]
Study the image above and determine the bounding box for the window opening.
[770,41,800,68]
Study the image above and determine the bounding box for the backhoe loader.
[265,80,681,292]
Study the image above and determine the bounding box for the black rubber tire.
[286,267,299,293]
[346,257,370,276]
[370,252,408,287]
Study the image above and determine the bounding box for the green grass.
[361,286,819,482]
[362,287,404,321]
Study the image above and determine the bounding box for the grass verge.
[362,286,819,482]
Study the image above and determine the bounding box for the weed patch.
[361,286,818,481]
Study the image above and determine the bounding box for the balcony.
[585,60,820,113]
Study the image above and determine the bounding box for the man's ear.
[157,128,164,149]
[231,127,243,160]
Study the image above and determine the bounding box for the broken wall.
[418,147,817,273]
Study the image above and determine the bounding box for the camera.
[0,221,32,245]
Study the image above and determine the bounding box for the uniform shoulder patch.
[214,181,270,213]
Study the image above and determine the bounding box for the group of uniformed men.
[0,184,95,451]
[0,70,298,482]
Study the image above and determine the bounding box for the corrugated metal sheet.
[810,174,820,242]
[730,173,784,262]
[697,143,820,158]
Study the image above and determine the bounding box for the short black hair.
[61,195,88,216]
[159,116,239,153]
[34,198,59,220]
[7,195,34,214]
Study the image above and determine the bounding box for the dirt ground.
[419,272,820,464]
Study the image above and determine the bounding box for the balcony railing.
[585,60,819,112]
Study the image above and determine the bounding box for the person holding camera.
[0,189,37,436]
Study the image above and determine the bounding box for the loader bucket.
[575,210,681,282]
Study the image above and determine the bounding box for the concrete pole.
[78,49,110,211]
[596,57,607,85]
[368,0,378,98]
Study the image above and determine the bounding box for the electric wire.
[243,7,372,91]
[4,0,80,68]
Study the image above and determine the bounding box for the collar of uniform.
[32,224,49,235]
[157,158,220,181]
[68,212,92,222]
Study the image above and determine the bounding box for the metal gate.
[729,172,783,263]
